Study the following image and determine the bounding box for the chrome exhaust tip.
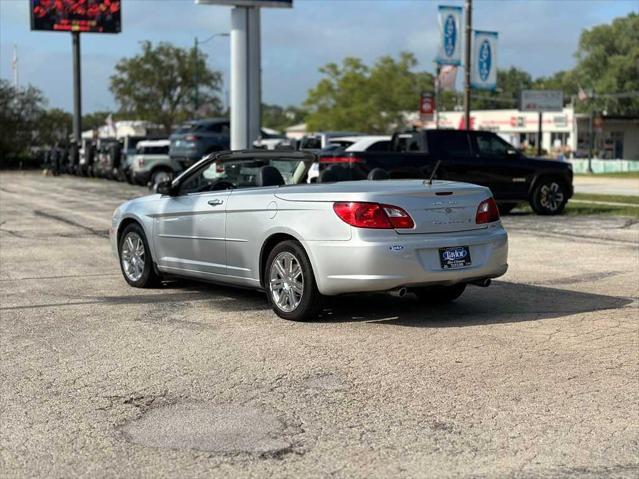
[389,287,408,297]
[471,279,492,288]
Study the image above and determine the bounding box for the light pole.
[193,32,229,116]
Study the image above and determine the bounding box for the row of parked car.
[42,116,575,215]
[42,117,289,189]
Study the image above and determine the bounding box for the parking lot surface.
[1,172,638,478]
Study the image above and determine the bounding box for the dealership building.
[418,107,639,161]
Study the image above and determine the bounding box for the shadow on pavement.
[317,281,633,326]
[4,281,632,328]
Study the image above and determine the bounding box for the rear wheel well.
[259,233,299,288]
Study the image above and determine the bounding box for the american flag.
[437,65,457,92]
[577,86,589,102]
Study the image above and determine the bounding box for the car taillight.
[138,159,144,167]
[320,156,364,164]
[185,135,199,142]
[333,202,414,229]
[475,197,500,224]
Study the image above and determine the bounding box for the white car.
[308,136,392,182]
[328,135,392,152]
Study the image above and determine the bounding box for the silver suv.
[129,140,172,187]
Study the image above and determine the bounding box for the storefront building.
[418,107,639,160]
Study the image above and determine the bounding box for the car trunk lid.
[275,180,491,234]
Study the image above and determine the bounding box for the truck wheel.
[531,179,567,215]
[413,284,466,304]
[265,240,323,321]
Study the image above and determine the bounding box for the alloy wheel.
[539,182,564,212]
[269,251,304,313]
[121,232,145,282]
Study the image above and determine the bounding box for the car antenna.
[427,160,441,186]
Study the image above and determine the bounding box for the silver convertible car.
[110,150,508,320]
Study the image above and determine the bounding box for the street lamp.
[194,33,230,116]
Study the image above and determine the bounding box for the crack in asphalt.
[32,210,109,238]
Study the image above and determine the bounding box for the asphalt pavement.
[1,172,638,478]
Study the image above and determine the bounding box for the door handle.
[208,199,224,206]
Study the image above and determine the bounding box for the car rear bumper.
[305,225,508,296]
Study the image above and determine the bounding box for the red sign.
[420,93,434,121]
[30,0,121,33]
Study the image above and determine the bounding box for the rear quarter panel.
[225,188,351,285]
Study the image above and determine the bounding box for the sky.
[1,0,637,113]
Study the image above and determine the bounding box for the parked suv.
[130,139,172,187]
[169,118,230,172]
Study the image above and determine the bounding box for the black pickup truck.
[318,129,574,215]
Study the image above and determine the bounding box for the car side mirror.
[155,180,174,196]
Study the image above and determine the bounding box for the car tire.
[497,203,517,215]
[265,240,323,321]
[413,283,466,304]
[118,223,161,288]
[530,178,567,215]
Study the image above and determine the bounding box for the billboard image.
[30,0,121,33]
[196,0,292,8]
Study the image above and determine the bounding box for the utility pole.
[194,36,199,115]
[72,32,82,146]
[537,112,543,156]
[463,0,472,130]
[588,109,594,173]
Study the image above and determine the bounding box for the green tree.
[262,104,306,131]
[304,52,433,133]
[82,111,112,132]
[110,41,223,133]
[572,12,639,114]
[0,80,47,165]
[36,108,73,146]
[471,67,533,109]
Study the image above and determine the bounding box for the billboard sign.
[435,6,462,66]
[30,0,121,33]
[195,0,293,7]
[420,92,435,121]
[471,31,498,90]
[519,90,564,112]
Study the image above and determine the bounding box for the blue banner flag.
[471,30,498,90]
[436,6,463,66]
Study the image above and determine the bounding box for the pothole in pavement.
[120,402,300,455]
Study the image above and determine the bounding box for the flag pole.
[463,0,472,130]
[435,64,441,130]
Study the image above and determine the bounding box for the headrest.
[257,165,285,187]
